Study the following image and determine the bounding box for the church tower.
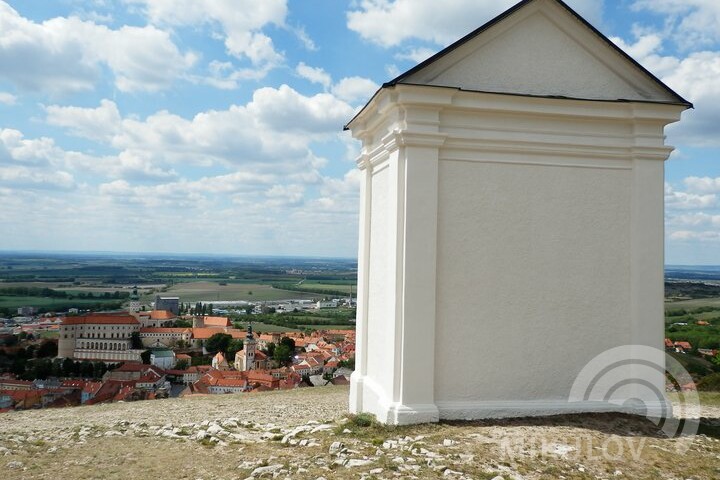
[243,323,256,371]
[128,286,141,313]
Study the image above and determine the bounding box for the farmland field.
[666,297,720,312]
[153,281,318,303]
[234,321,300,333]
[297,324,355,330]
[0,295,123,311]
[295,280,356,295]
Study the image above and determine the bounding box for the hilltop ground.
[2,387,720,480]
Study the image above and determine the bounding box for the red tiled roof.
[63,313,139,326]
[149,310,176,320]
[192,327,245,339]
[203,316,231,327]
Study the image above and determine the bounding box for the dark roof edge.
[383,0,691,105]
[343,84,690,131]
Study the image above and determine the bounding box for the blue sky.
[0,0,718,263]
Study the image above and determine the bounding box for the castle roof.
[62,313,139,326]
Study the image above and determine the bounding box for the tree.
[265,342,276,358]
[130,332,142,349]
[339,357,355,370]
[36,340,58,358]
[273,344,292,366]
[280,336,296,352]
[62,358,75,377]
[205,333,232,354]
[93,361,107,379]
[227,339,244,361]
[10,357,26,376]
[31,358,53,379]
[51,358,63,377]
[79,361,94,378]
[140,350,151,364]
[175,359,189,370]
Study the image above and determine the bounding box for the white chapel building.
[346,0,691,424]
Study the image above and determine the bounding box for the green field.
[295,280,356,295]
[0,295,123,311]
[298,324,355,330]
[666,297,720,312]
[238,321,300,333]
[152,281,318,303]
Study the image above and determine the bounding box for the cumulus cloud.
[665,182,717,210]
[395,47,438,63]
[0,1,195,94]
[331,77,379,104]
[125,0,286,67]
[45,85,354,171]
[296,63,332,89]
[0,129,75,190]
[684,176,720,194]
[632,0,720,49]
[45,100,122,142]
[610,33,720,147]
[347,0,603,47]
[0,129,62,167]
[666,180,720,250]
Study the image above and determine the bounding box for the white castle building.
[58,313,143,363]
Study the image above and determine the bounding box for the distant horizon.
[0,249,357,262]
[3,249,720,268]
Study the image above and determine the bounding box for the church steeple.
[243,322,256,371]
[128,285,141,313]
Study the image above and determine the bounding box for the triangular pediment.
[392,0,688,105]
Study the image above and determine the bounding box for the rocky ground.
[1,386,720,480]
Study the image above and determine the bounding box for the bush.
[697,373,720,391]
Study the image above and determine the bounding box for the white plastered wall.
[349,85,685,424]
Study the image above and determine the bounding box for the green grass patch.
[153,281,318,302]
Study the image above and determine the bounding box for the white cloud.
[347,0,603,47]
[684,176,720,194]
[45,86,355,183]
[632,0,720,49]
[296,62,332,89]
[265,184,306,206]
[0,129,62,167]
[125,0,286,66]
[331,77,379,104]
[0,1,195,94]
[665,182,717,210]
[0,92,16,105]
[395,47,438,63]
[669,230,720,242]
[668,213,720,227]
[0,129,75,189]
[45,99,122,142]
[0,166,74,190]
[610,34,720,147]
